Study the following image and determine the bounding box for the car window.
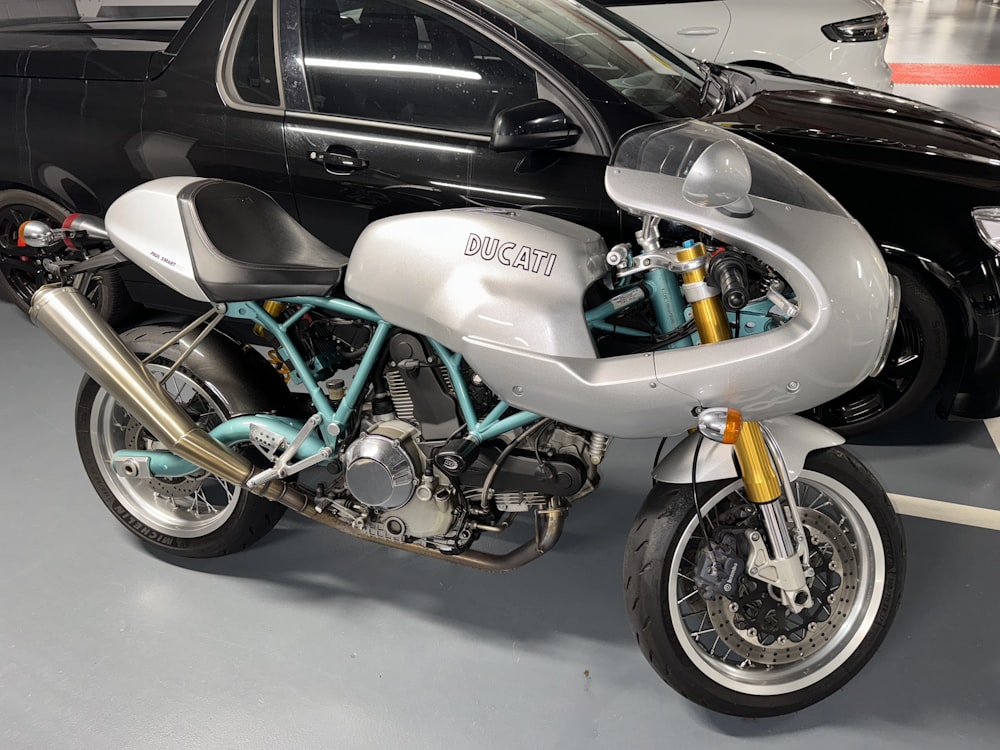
[231,0,281,107]
[298,0,539,134]
[475,0,711,119]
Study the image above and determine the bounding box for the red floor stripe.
[890,63,1000,86]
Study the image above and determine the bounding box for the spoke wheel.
[0,190,132,323]
[89,365,242,538]
[807,266,948,436]
[75,326,286,558]
[623,447,905,716]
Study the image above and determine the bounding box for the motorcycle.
[24,119,904,717]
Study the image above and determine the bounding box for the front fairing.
[596,120,893,429]
[709,85,1000,419]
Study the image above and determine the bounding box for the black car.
[0,0,998,436]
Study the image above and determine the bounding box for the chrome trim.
[288,110,492,143]
[870,274,901,377]
[216,0,286,116]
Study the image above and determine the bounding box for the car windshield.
[473,0,714,118]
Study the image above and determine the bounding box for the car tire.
[807,265,949,436]
[0,189,133,324]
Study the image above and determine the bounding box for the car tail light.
[821,13,889,43]
[972,207,1000,254]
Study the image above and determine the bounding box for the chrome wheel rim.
[88,365,241,538]
[668,471,885,695]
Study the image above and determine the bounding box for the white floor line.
[984,417,1000,454]
[889,493,1000,530]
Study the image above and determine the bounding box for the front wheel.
[623,447,905,716]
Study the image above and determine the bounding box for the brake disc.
[704,507,856,665]
[123,415,208,499]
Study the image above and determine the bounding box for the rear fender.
[652,416,843,484]
[120,323,292,418]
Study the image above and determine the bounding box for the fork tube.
[676,242,781,505]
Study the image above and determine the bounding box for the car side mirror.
[491,99,581,153]
[682,139,754,218]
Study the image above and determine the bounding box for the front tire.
[623,447,905,716]
[75,327,286,558]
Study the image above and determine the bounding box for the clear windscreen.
[611,120,850,216]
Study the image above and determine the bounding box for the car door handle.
[309,149,370,173]
[677,27,720,36]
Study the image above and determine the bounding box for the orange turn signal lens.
[721,409,743,444]
[16,221,27,248]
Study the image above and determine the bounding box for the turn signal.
[696,407,743,445]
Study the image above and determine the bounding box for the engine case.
[344,420,456,539]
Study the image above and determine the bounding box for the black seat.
[182,180,348,303]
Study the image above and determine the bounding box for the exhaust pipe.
[29,286,310,513]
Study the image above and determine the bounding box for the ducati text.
[464,233,558,276]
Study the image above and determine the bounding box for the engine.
[292,324,604,554]
[343,420,456,539]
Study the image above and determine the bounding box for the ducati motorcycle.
[25,120,905,717]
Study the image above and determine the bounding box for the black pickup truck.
[2,0,1000,437]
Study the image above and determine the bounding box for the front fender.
[652,416,844,484]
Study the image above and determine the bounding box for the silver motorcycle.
[26,119,904,716]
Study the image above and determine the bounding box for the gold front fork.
[676,243,781,505]
[677,241,808,611]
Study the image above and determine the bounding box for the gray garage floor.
[5,2,1000,748]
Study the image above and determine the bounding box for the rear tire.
[75,326,286,558]
[623,447,905,716]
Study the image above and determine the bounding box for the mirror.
[681,139,754,217]
[491,99,581,153]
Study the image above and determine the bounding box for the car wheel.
[806,265,949,436]
[0,189,133,324]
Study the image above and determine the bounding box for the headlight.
[870,274,900,377]
[821,13,889,43]
[972,207,1000,254]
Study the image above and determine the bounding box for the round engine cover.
[344,421,423,510]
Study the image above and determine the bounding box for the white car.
[600,0,892,91]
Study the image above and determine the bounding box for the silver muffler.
[29,285,310,512]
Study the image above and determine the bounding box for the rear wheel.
[0,189,132,324]
[623,447,905,716]
[75,328,285,558]
[808,266,948,436]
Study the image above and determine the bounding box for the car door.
[141,0,291,208]
[597,1,731,62]
[280,0,617,251]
